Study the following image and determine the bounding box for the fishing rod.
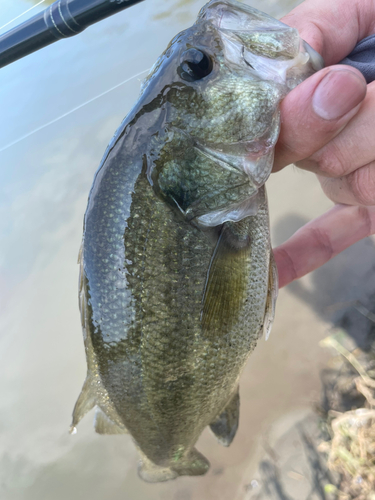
[1,0,374,81]
[0,0,145,69]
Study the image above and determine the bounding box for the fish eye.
[178,48,213,82]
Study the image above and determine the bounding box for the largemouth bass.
[71,0,323,482]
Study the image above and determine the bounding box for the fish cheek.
[151,145,253,225]
[151,159,191,216]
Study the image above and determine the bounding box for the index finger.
[281,0,375,65]
[274,204,375,287]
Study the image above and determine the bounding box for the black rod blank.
[0,0,145,69]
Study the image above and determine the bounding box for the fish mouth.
[199,0,324,86]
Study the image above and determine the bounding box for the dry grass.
[319,332,375,499]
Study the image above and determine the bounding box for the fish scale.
[71,0,324,482]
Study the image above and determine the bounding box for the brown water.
[1,1,375,499]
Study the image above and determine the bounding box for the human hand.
[273,0,375,287]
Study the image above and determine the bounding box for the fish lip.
[302,40,325,71]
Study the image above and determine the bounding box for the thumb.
[273,65,367,172]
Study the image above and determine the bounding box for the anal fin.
[94,408,128,435]
[210,387,240,447]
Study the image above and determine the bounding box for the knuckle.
[357,206,373,237]
[311,227,334,260]
[313,143,348,177]
[348,165,375,206]
[277,247,298,283]
[276,125,313,168]
[274,138,297,168]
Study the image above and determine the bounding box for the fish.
[71,0,324,482]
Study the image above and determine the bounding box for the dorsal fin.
[70,375,96,434]
[70,241,99,434]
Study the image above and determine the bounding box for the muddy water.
[1,1,375,499]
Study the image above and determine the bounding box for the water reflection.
[2,0,357,499]
[26,0,54,5]
[153,0,198,22]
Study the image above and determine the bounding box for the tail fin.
[138,448,210,483]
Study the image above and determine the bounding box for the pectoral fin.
[201,221,252,336]
[209,387,240,446]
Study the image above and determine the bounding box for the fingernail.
[312,69,366,120]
